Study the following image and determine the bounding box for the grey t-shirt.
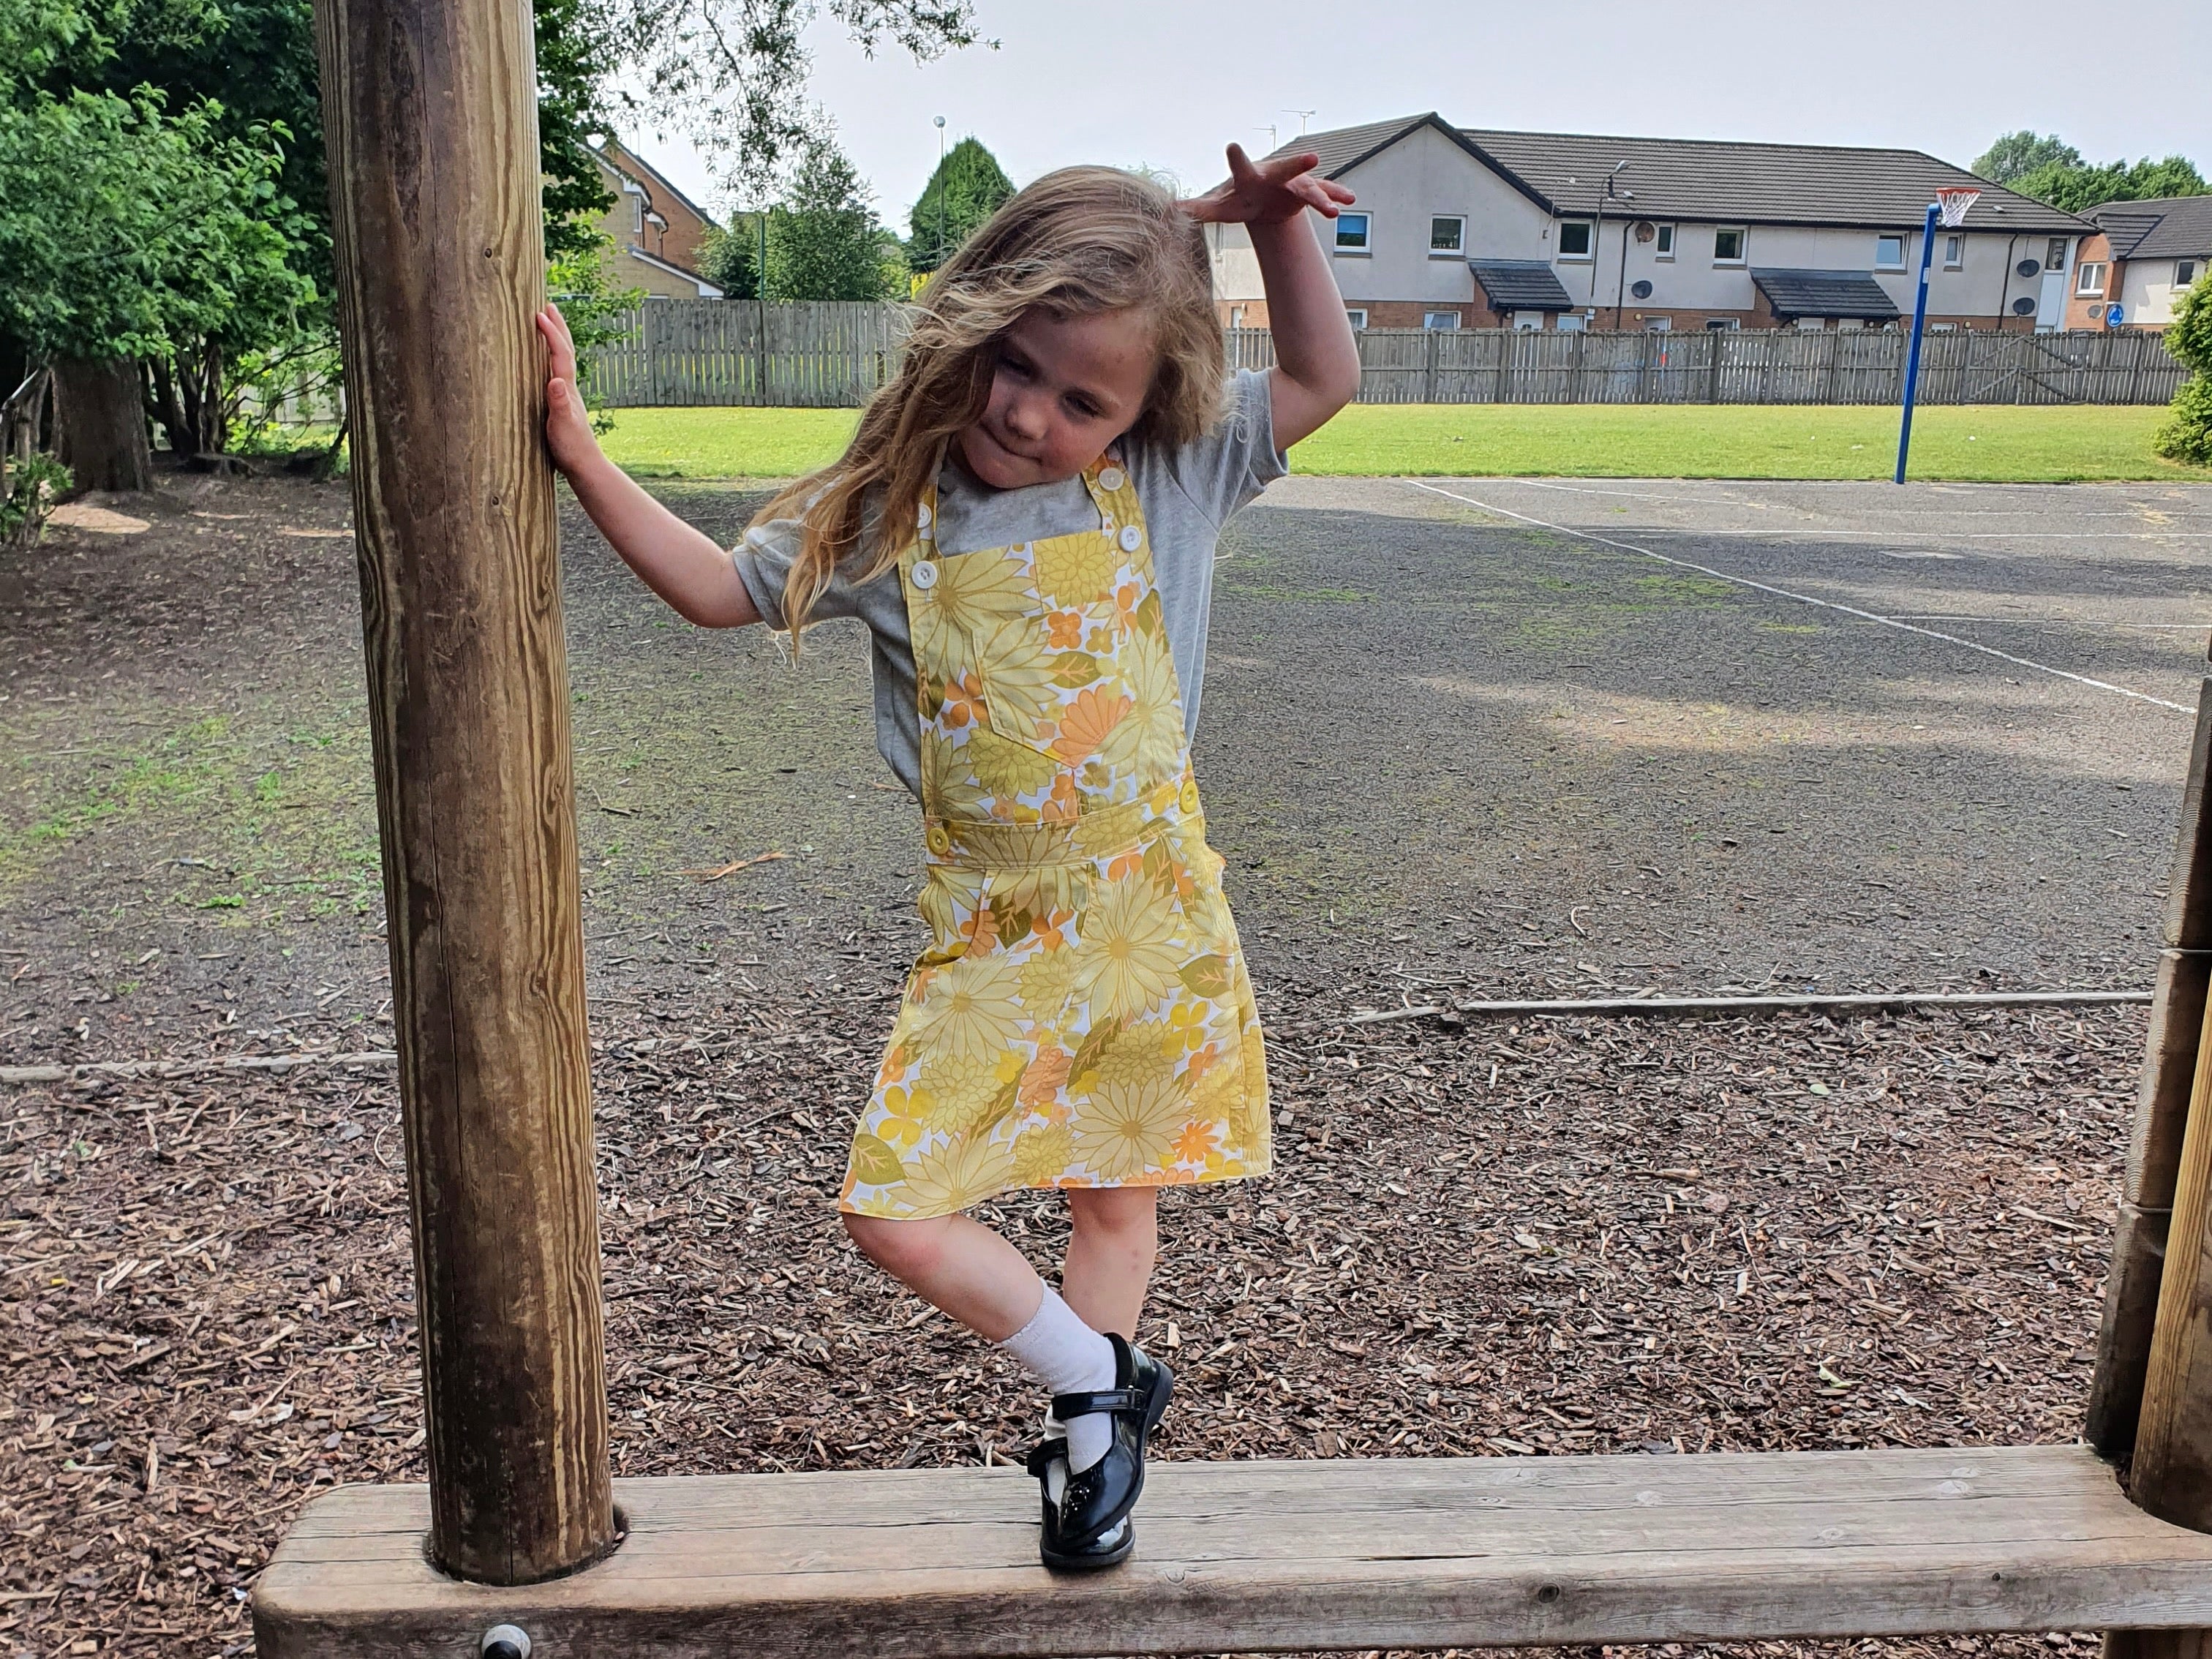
[733,368,1287,798]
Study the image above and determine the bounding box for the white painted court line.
[1407,479,2196,716]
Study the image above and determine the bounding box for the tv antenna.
[1284,108,1316,135]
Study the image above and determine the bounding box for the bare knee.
[843,1211,951,1286]
[1068,1186,1158,1249]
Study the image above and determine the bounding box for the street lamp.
[933,115,947,269]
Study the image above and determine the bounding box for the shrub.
[2155,279,2212,467]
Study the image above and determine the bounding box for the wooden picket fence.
[583,300,2189,408]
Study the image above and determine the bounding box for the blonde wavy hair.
[751,165,1227,643]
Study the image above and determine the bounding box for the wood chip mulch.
[1,988,2137,1659]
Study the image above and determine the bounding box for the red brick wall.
[2064,232,2116,329]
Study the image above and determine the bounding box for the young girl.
[535,144,1360,1569]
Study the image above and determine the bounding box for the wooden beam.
[311,0,614,1586]
[2090,947,2212,1457]
[2134,974,2212,1532]
[252,1447,2212,1657]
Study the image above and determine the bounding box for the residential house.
[591,138,724,299]
[2065,196,2210,330]
[1208,114,2090,334]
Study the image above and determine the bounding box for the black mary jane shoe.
[1023,1333,1173,1571]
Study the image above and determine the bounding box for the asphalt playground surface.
[617,470,2212,1012]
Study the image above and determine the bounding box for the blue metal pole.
[1894,200,1941,484]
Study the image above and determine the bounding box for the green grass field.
[594,401,2202,485]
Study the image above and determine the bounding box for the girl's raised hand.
[533,301,603,478]
[1181,143,1356,227]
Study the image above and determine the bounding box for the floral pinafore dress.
[838,453,1271,1220]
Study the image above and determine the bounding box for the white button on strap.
[911,560,938,590]
[1118,524,1143,552]
[1097,466,1126,492]
[917,502,933,530]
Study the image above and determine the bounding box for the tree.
[1974,132,2082,184]
[906,134,1012,272]
[2010,154,2208,214]
[699,216,761,299]
[607,0,986,198]
[0,43,314,489]
[763,127,904,301]
[2154,277,2212,468]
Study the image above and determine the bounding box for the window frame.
[1943,234,1964,269]
[1704,315,1742,331]
[1874,233,1907,271]
[2178,260,2199,287]
[2076,261,2108,298]
[1556,311,1588,332]
[1643,315,1672,332]
[1422,309,1463,330]
[1333,212,1372,255]
[1428,215,1466,257]
[1344,306,1368,330]
[1654,223,1676,260]
[1557,219,1596,260]
[1712,226,1747,266]
[2047,237,2069,272]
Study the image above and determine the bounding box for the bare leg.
[1061,1187,1159,1339]
[842,1211,1044,1342]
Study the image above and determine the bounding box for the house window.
[1794,317,1826,331]
[1836,317,1865,331]
[1423,310,1462,330]
[1713,227,1746,264]
[1511,312,1546,331]
[1344,307,1367,330]
[1705,316,1741,331]
[1333,213,1371,253]
[1558,220,1595,260]
[1429,216,1465,255]
[1227,305,1246,329]
[2047,237,2069,272]
[1875,233,1906,270]
[1655,224,1676,258]
[631,193,644,234]
[1944,235,1963,268]
[1928,322,1959,334]
[2180,260,2200,287]
[1557,312,1587,332]
[1643,315,1672,332]
[2076,261,2108,297]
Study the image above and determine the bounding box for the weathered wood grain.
[310,0,614,1585]
[2166,683,2212,951]
[251,1447,2212,1658]
[2136,960,2212,1532]
[2090,949,2212,1457]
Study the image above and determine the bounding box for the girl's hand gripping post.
[530,302,761,629]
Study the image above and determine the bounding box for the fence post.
[310,0,614,1584]
[1705,331,1723,403]
[1423,327,1441,404]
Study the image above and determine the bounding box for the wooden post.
[312,0,616,1587]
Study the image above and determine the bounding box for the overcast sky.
[622,0,2212,230]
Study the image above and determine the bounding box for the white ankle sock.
[996,1287,1117,1473]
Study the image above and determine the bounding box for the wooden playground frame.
[252,0,2212,1649]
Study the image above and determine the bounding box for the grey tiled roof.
[1263,114,2086,234]
[1750,268,1901,320]
[2090,195,2212,260]
[1468,260,1576,312]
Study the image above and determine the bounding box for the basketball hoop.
[1934,187,1981,228]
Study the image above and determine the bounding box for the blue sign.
[2105,302,2126,328]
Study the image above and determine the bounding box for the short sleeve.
[732,518,886,631]
[1161,368,1288,528]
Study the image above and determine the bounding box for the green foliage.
[2155,279,2212,467]
[0,78,313,364]
[2009,153,2208,214]
[1973,132,2082,184]
[763,129,904,301]
[607,0,985,197]
[699,217,762,299]
[1,452,69,549]
[907,135,1012,271]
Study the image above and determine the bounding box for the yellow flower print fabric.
[839,459,1270,1219]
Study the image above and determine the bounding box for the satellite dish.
[1630,279,1654,299]
[2016,258,2041,278]
[2012,296,2036,315]
[1633,221,1656,242]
